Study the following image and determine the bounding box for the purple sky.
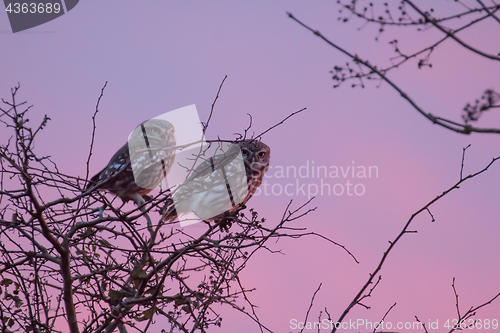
[1,1,500,332]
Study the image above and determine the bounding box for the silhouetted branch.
[287,11,500,134]
[86,81,107,185]
[448,277,500,333]
[299,283,323,333]
[372,302,397,333]
[203,75,227,135]
[332,151,499,331]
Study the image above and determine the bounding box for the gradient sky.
[1,1,499,332]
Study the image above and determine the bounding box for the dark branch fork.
[326,148,500,331]
[295,144,500,331]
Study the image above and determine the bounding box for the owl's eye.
[242,150,249,157]
[258,152,266,158]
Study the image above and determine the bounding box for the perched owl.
[162,139,270,227]
[86,119,176,207]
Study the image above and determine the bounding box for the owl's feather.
[86,119,176,204]
[162,139,270,226]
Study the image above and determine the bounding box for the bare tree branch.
[287,12,500,134]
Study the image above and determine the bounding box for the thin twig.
[204,75,227,136]
[86,81,107,185]
[254,107,307,140]
[372,302,397,333]
[299,283,322,333]
[460,144,471,180]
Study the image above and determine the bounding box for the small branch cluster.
[333,0,500,84]
[448,277,500,333]
[463,89,500,124]
[288,0,500,134]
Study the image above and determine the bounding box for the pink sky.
[1,1,499,332]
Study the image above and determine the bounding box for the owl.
[86,119,176,207]
[162,139,270,228]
